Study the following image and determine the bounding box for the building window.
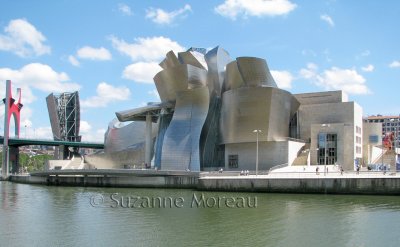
[356,136,362,144]
[356,126,362,135]
[369,135,379,143]
[318,133,337,165]
[228,155,238,168]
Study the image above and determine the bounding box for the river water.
[1,181,400,247]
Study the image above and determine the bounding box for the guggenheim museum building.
[87,46,375,172]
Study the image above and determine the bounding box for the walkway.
[200,165,399,179]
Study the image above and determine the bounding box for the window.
[356,126,362,135]
[369,135,379,143]
[318,133,337,165]
[228,155,238,168]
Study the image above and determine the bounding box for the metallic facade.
[220,87,299,144]
[104,46,301,171]
[161,87,209,171]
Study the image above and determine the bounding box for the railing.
[200,170,269,177]
[266,170,399,178]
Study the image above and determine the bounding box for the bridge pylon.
[2,80,23,179]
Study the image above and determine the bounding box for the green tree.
[0,151,52,173]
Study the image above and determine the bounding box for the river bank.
[5,169,400,195]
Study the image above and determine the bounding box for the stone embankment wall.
[198,177,400,195]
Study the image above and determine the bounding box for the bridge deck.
[0,136,104,149]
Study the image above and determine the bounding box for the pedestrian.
[316,166,319,175]
[356,165,360,175]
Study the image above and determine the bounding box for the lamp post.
[324,135,327,176]
[382,134,385,168]
[253,129,262,176]
[390,118,397,173]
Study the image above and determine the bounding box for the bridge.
[1,80,104,179]
[0,136,104,149]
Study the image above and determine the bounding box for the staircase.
[64,155,84,169]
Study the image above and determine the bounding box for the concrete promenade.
[2,166,400,195]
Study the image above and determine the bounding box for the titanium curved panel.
[154,64,207,102]
[178,51,206,69]
[220,87,299,144]
[104,120,146,153]
[159,50,180,70]
[205,46,232,96]
[104,119,158,153]
[154,65,187,102]
[224,61,245,92]
[161,87,210,171]
[187,65,208,89]
[236,57,277,88]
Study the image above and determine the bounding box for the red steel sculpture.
[2,80,23,178]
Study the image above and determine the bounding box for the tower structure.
[46,92,81,159]
[2,80,23,178]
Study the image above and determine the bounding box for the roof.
[366,115,400,120]
[115,102,174,122]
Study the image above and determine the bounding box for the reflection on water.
[1,181,400,247]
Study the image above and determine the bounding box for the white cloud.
[110,36,184,62]
[148,89,161,101]
[0,18,50,57]
[389,60,400,68]
[361,64,374,72]
[76,46,112,61]
[122,62,162,83]
[361,50,370,57]
[320,14,334,27]
[20,106,33,127]
[146,4,192,25]
[301,49,317,57]
[81,82,131,108]
[31,126,52,139]
[0,63,81,94]
[80,120,92,133]
[215,0,296,20]
[118,3,133,16]
[81,128,106,142]
[299,63,318,79]
[271,70,293,89]
[300,64,370,95]
[68,55,80,66]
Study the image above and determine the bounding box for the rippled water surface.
[1,182,400,247]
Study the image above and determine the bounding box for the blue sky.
[0,0,399,141]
